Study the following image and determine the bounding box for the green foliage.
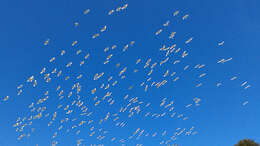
[235,139,260,146]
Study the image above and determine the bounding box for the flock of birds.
[1,1,252,146]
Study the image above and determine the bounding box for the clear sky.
[0,0,260,146]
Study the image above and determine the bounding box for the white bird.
[244,85,251,89]
[44,39,50,45]
[163,20,170,27]
[230,76,237,80]
[76,49,82,55]
[155,29,162,35]
[66,62,72,67]
[40,67,46,74]
[108,10,115,15]
[241,81,248,87]
[182,51,188,58]
[112,45,117,49]
[49,57,55,63]
[169,32,176,39]
[60,50,65,56]
[74,22,79,27]
[72,40,78,46]
[92,33,100,39]
[122,4,128,10]
[84,9,90,15]
[182,14,189,20]
[3,96,9,101]
[173,10,179,16]
[101,25,107,32]
[218,41,224,46]
[216,82,222,87]
[27,76,34,82]
[17,84,23,89]
[242,101,249,106]
[130,41,135,45]
[185,37,193,44]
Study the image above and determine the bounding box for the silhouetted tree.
[235,139,260,146]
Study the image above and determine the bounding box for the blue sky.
[0,0,260,146]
